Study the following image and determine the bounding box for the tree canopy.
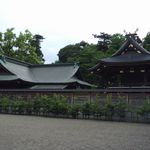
[57,33,125,67]
[57,32,150,86]
[143,32,150,51]
[0,28,44,64]
[57,33,126,85]
[109,33,125,51]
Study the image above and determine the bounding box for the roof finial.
[124,29,142,44]
[134,28,139,34]
[123,28,139,36]
[123,30,127,35]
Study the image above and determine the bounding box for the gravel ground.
[0,114,150,150]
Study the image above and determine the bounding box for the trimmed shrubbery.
[137,101,150,119]
[0,94,149,122]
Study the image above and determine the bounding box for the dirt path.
[0,114,149,150]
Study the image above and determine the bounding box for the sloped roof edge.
[112,37,150,56]
[70,77,96,87]
[89,36,150,71]
[5,55,78,68]
[29,63,79,68]
[5,56,32,66]
[0,56,86,85]
[30,84,68,90]
[0,75,18,81]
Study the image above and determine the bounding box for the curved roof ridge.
[70,76,96,87]
[29,63,80,83]
[1,59,33,82]
[29,62,78,68]
[112,37,150,57]
[129,37,150,54]
[0,56,82,84]
[89,36,150,71]
[0,56,93,87]
[112,40,129,56]
[5,56,32,66]
[69,64,79,79]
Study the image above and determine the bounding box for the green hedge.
[0,95,149,120]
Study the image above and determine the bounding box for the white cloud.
[1,0,150,63]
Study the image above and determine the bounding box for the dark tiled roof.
[90,36,150,70]
[112,37,150,56]
[101,53,150,65]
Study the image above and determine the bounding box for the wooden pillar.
[144,72,147,86]
[72,92,74,104]
[89,92,92,103]
[117,74,121,86]
[126,93,129,106]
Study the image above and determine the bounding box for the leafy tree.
[57,32,150,87]
[58,43,103,84]
[57,41,114,85]
[0,28,16,57]
[137,101,150,116]
[143,32,150,51]
[93,32,111,51]
[90,101,104,118]
[104,95,114,119]
[33,97,42,114]
[109,33,125,51]
[114,96,127,118]
[0,97,10,113]
[49,94,68,115]
[57,33,125,69]
[58,44,82,63]
[30,34,45,62]
[68,104,81,118]
[0,28,44,64]
[81,103,91,118]
[58,41,89,63]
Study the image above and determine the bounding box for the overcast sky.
[1,0,150,63]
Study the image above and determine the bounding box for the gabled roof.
[100,53,150,66]
[0,56,93,87]
[1,57,33,82]
[112,36,150,56]
[29,63,79,83]
[90,35,150,70]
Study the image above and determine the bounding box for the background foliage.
[1,28,150,86]
[0,95,149,122]
[0,28,44,64]
[57,32,150,85]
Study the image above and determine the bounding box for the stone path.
[0,114,150,150]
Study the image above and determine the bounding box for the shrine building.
[0,56,92,90]
[90,34,150,88]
